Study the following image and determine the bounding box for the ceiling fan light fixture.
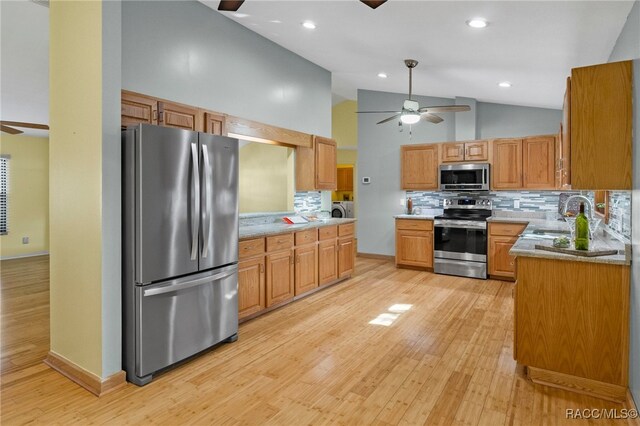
[400,112,420,125]
[466,18,488,28]
[302,21,316,30]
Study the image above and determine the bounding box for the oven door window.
[434,226,487,257]
[440,169,484,185]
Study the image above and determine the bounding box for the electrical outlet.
[400,198,405,206]
[514,200,520,209]
[22,236,29,244]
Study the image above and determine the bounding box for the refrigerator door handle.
[142,265,238,297]
[190,142,200,261]
[201,144,213,259]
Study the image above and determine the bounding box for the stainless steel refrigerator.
[122,124,239,386]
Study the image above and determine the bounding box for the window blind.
[0,155,8,235]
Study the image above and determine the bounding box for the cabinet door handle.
[296,255,300,264]
[259,263,264,273]
[290,256,294,265]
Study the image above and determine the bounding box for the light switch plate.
[22,236,29,244]
[362,177,371,184]
[514,200,520,209]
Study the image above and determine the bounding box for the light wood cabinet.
[395,219,433,269]
[296,136,338,191]
[338,237,354,278]
[515,257,630,402]
[203,111,225,136]
[337,167,354,191]
[570,60,632,190]
[265,249,294,307]
[238,257,265,319]
[158,101,201,131]
[441,140,488,163]
[488,222,527,280]
[401,144,439,190]
[559,77,572,188]
[492,139,523,189]
[318,240,338,285]
[121,91,158,127]
[522,136,556,189]
[294,239,318,296]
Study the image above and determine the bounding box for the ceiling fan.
[218,0,387,12]
[0,121,49,135]
[357,59,470,125]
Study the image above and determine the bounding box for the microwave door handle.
[190,142,200,261]
[483,167,487,185]
[201,144,212,259]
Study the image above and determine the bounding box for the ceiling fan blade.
[418,105,471,113]
[360,0,387,9]
[421,113,444,124]
[218,0,244,11]
[0,125,24,135]
[377,114,401,125]
[356,111,402,114]
[0,121,49,130]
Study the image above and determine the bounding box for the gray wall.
[357,89,561,256]
[477,102,562,139]
[631,56,640,408]
[609,1,640,62]
[121,1,331,137]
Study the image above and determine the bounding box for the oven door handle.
[434,219,487,230]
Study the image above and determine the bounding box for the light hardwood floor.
[1,256,638,425]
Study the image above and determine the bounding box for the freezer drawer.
[135,265,238,378]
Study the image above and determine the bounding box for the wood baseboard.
[527,366,626,403]
[489,274,515,282]
[357,252,394,261]
[396,264,434,272]
[44,351,126,397]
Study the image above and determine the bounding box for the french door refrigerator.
[122,124,239,386]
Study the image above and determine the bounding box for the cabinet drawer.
[295,229,318,246]
[338,223,355,237]
[266,233,294,252]
[239,238,265,259]
[489,222,527,237]
[396,219,433,231]
[319,226,338,241]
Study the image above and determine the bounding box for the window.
[0,155,8,235]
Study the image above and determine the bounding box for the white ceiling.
[0,0,49,137]
[208,0,634,109]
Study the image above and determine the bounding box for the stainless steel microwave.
[439,163,490,191]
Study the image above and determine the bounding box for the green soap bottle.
[574,202,589,251]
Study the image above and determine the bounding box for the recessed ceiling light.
[377,72,388,79]
[269,20,282,24]
[302,21,316,30]
[466,18,488,28]
[233,13,249,18]
[498,81,512,88]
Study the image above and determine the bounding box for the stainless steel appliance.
[122,124,239,386]
[434,198,492,279]
[332,201,355,218]
[439,163,490,192]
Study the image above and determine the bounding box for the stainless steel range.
[434,197,492,279]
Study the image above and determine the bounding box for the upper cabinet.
[558,77,572,189]
[296,136,337,191]
[570,60,632,190]
[522,136,556,189]
[492,139,523,189]
[203,112,225,136]
[121,91,158,127]
[401,144,439,190]
[158,101,201,131]
[441,141,488,163]
[337,167,354,191]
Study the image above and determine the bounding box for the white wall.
[121,1,331,137]
[357,89,562,256]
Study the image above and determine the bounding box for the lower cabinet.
[295,244,318,295]
[488,222,527,280]
[318,240,338,285]
[265,249,294,307]
[395,219,433,269]
[238,257,265,319]
[238,222,355,321]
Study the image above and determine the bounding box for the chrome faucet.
[562,194,594,219]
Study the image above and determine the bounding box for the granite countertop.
[509,220,630,266]
[240,218,356,240]
[394,214,437,220]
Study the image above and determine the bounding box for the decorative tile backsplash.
[406,190,632,239]
[608,191,631,238]
[294,191,323,213]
